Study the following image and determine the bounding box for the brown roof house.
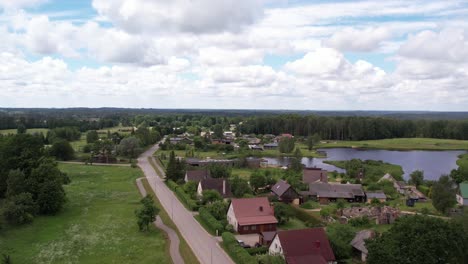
[365,191,387,203]
[184,169,211,183]
[271,180,301,204]
[227,197,278,234]
[197,178,232,198]
[351,230,375,262]
[303,182,365,204]
[303,168,328,184]
[269,228,336,264]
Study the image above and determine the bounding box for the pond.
[262,148,467,180]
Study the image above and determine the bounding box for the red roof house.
[227,197,278,234]
[269,228,336,264]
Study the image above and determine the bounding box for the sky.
[1,0,468,110]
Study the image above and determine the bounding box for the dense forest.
[1,108,468,140]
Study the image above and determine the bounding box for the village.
[155,125,467,264]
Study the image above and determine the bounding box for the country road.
[138,144,234,264]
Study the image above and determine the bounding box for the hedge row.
[175,187,199,211]
[199,207,224,235]
[166,180,199,211]
[289,205,322,227]
[221,232,257,264]
[245,246,268,255]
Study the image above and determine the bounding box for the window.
[252,225,256,230]
[244,226,249,231]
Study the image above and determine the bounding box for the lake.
[262,148,467,180]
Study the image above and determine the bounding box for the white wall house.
[268,234,283,256]
[227,204,238,231]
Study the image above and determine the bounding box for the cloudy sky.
[1,0,468,110]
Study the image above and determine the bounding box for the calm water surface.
[263,148,466,180]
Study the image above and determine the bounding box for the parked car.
[237,240,251,248]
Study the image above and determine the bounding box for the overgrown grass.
[318,138,468,150]
[0,164,171,264]
[279,218,307,230]
[141,179,200,264]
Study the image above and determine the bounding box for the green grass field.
[318,138,468,150]
[0,164,171,264]
[0,128,49,135]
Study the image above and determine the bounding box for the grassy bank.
[0,164,170,264]
[318,138,468,150]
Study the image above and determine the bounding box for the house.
[248,145,264,151]
[184,169,210,183]
[186,158,237,167]
[303,168,328,184]
[197,178,232,198]
[379,173,405,194]
[351,230,375,262]
[169,137,192,145]
[340,206,400,225]
[457,182,468,206]
[303,182,365,204]
[264,143,279,149]
[260,231,276,246]
[247,137,261,145]
[269,228,336,264]
[365,191,387,203]
[227,197,278,234]
[271,180,301,204]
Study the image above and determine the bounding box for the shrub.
[222,232,257,264]
[289,205,322,227]
[199,207,224,235]
[225,224,234,233]
[175,187,199,211]
[300,201,319,209]
[349,216,372,227]
[3,193,38,225]
[166,180,179,191]
[246,247,268,255]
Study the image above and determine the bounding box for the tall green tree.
[278,137,295,153]
[135,195,159,232]
[409,170,424,187]
[273,203,294,225]
[432,175,456,214]
[367,215,468,264]
[49,139,75,161]
[86,130,99,143]
[289,148,303,173]
[230,175,252,198]
[3,193,38,225]
[250,171,267,192]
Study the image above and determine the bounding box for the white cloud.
[0,0,47,9]
[91,0,264,34]
[399,29,468,62]
[324,27,392,52]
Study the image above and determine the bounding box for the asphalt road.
[138,144,234,264]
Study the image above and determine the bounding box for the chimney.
[314,241,321,249]
[222,180,226,195]
[259,206,263,212]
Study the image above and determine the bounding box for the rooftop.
[231,197,278,226]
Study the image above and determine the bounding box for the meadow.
[0,164,171,264]
[318,138,468,150]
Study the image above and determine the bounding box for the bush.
[300,201,319,209]
[166,180,179,191]
[349,216,372,227]
[246,246,268,255]
[222,232,257,264]
[225,224,234,233]
[175,186,199,211]
[3,193,38,225]
[199,207,224,234]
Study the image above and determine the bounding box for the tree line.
[238,115,468,140]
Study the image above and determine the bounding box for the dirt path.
[136,177,184,264]
[138,144,234,264]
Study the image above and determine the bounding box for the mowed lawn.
[0,164,170,264]
[318,138,468,150]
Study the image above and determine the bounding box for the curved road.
[138,144,234,264]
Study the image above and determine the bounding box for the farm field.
[0,164,170,264]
